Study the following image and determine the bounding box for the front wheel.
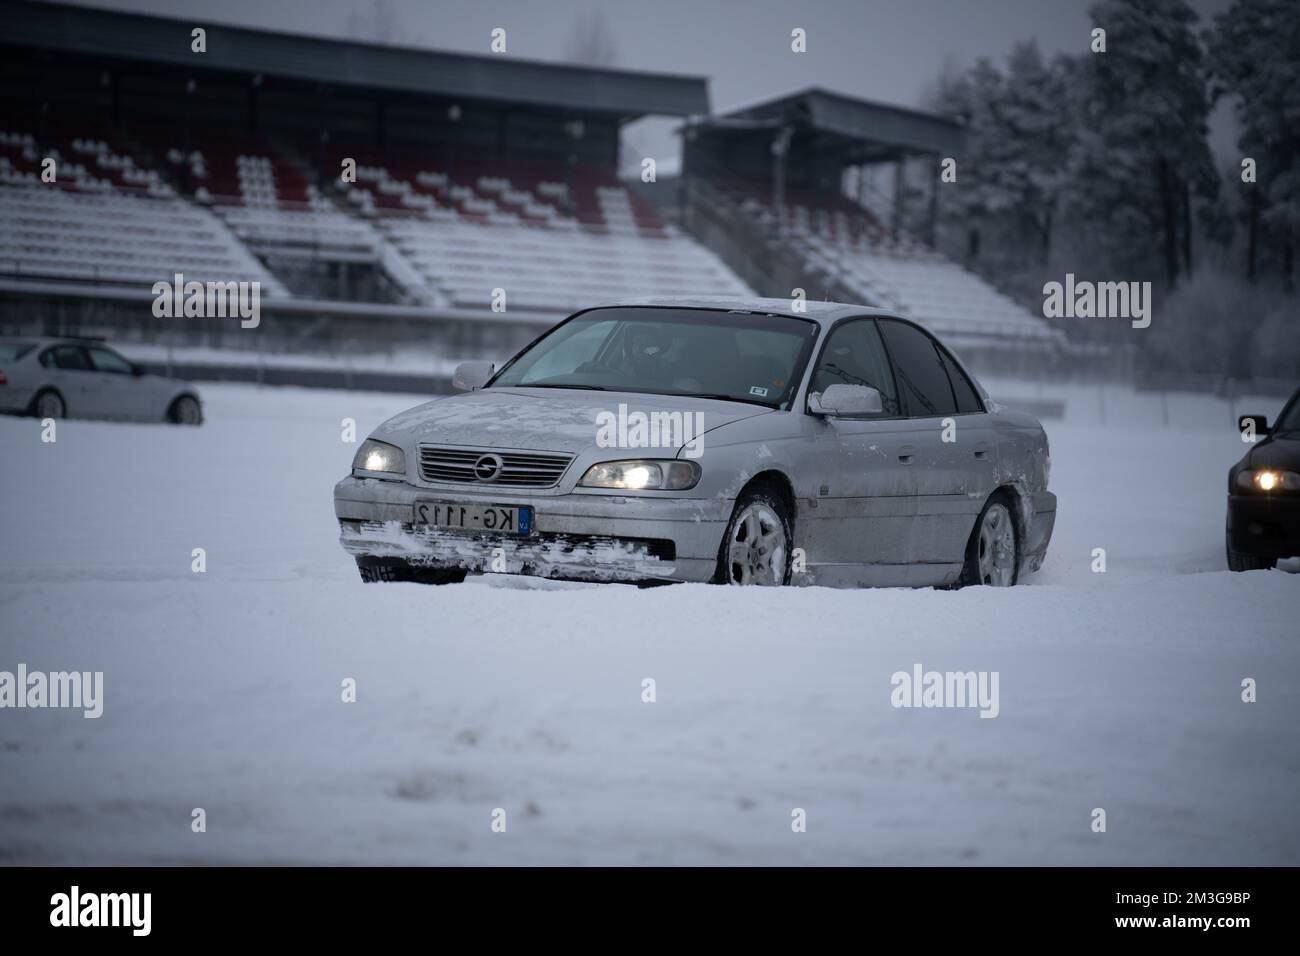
[959,492,1020,587]
[1226,533,1275,572]
[716,489,792,586]
[169,395,203,425]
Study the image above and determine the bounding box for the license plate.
[413,502,531,535]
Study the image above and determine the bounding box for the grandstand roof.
[704,87,965,158]
[2,0,709,119]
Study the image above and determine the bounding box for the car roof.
[605,296,903,328]
[0,336,108,348]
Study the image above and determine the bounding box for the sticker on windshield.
[749,386,769,397]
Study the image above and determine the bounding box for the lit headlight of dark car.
[1235,469,1300,492]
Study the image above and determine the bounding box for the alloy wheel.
[727,502,787,586]
[977,502,1016,586]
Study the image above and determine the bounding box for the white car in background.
[0,336,202,424]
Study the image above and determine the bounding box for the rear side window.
[43,345,92,371]
[878,319,957,418]
[935,344,983,413]
[0,343,34,363]
[811,319,901,416]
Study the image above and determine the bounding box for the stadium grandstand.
[0,0,1059,389]
[0,0,750,384]
[680,89,1064,373]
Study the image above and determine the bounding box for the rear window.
[935,344,984,414]
[42,345,92,371]
[0,343,35,363]
[878,319,959,418]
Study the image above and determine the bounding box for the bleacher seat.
[0,186,287,292]
[0,127,286,294]
[720,179,1057,343]
[328,146,751,310]
[383,216,750,312]
[1,121,756,313]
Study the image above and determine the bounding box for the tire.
[959,491,1020,587]
[32,389,65,420]
[356,559,466,585]
[1226,533,1274,572]
[169,395,203,425]
[715,487,792,586]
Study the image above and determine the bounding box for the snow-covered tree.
[932,43,1075,262]
[1208,0,1300,289]
[1068,0,1219,287]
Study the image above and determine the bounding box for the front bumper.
[1227,494,1300,557]
[1018,490,1056,577]
[334,476,728,583]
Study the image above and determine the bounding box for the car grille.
[418,445,573,487]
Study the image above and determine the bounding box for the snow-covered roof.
[605,295,898,326]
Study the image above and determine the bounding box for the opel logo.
[473,453,504,482]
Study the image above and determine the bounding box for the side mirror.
[1238,414,1269,440]
[452,361,494,391]
[809,383,884,417]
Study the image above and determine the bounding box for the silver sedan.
[0,337,202,424]
[334,298,1056,588]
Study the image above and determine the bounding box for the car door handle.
[974,450,988,459]
[898,443,915,465]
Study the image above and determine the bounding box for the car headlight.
[1236,469,1300,492]
[352,438,406,478]
[579,459,701,491]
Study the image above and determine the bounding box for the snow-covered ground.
[0,383,1296,865]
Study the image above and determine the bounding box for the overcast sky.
[48,0,1240,161]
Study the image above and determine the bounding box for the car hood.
[373,387,772,455]
[1243,432,1300,471]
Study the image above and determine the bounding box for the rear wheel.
[33,390,65,419]
[960,492,1020,587]
[716,489,792,586]
[1226,533,1275,572]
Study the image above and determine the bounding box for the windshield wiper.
[514,383,608,391]
[685,392,778,407]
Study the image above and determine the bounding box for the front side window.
[87,347,135,375]
[491,307,819,409]
[810,319,901,416]
[878,319,958,418]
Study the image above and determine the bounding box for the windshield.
[1275,392,1300,434]
[0,342,35,363]
[490,307,819,409]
